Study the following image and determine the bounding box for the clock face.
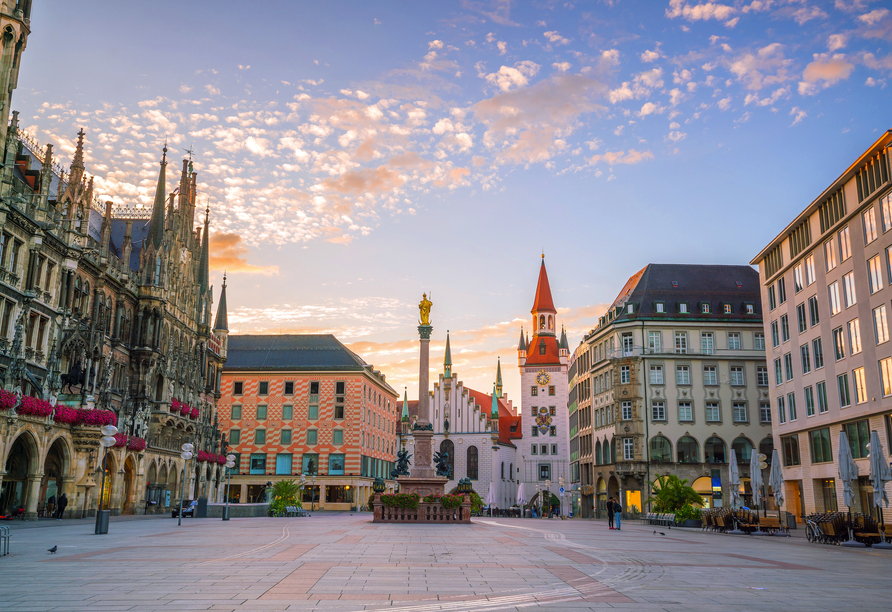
[536,371,550,386]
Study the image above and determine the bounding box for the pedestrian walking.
[614,499,622,531]
[606,497,615,529]
[56,493,68,520]
[46,494,56,519]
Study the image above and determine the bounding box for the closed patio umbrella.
[868,430,892,549]
[769,449,785,508]
[750,447,763,509]
[485,482,496,517]
[728,448,741,508]
[516,482,526,507]
[838,430,864,547]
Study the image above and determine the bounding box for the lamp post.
[559,476,565,520]
[545,479,551,519]
[222,454,235,521]
[178,442,194,527]
[95,424,118,535]
[534,483,540,518]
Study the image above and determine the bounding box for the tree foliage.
[644,475,703,512]
[269,479,302,516]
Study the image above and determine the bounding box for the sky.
[15,0,892,403]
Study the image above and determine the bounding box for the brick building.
[218,335,398,510]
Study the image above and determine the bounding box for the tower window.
[539,342,546,355]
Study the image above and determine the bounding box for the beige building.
[571,264,772,517]
[751,130,892,521]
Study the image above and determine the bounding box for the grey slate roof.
[226,334,371,372]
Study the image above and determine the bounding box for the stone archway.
[99,451,117,512]
[1,432,39,515]
[167,464,178,507]
[41,437,70,517]
[121,456,136,514]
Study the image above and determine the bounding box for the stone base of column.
[409,427,436,479]
[395,476,448,498]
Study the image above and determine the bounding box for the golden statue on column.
[418,293,432,326]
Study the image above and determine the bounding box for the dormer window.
[679,302,688,314]
[539,342,546,355]
[745,303,755,314]
[701,303,710,314]
[654,301,665,313]
[723,304,732,314]
[627,304,635,314]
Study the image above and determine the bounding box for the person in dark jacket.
[56,493,68,520]
[606,497,615,529]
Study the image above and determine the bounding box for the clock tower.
[517,256,570,513]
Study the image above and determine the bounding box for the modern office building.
[572,264,772,517]
[751,131,892,520]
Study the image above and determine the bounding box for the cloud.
[543,31,570,45]
[743,86,790,106]
[461,0,520,26]
[484,61,540,91]
[790,106,807,125]
[552,62,571,73]
[728,43,792,90]
[791,6,827,25]
[859,8,889,25]
[641,49,661,62]
[827,34,848,51]
[587,149,654,165]
[209,233,280,275]
[798,53,855,95]
[666,0,737,23]
[717,96,732,110]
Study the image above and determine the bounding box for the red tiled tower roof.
[530,257,556,314]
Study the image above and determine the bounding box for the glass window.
[329,454,345,475]
[808,295,820,327]
[787,393,797,421]
[650,436,671,462]
[782,435,801,467]
[655,302,665,313]
[839,226,851,261]
[849,319,862,354]
[259,381,269,396]
[757,366,768,386]
[622,332,634,354]
[760,401,771,424]
[864,207,878,244]
[809,428,833,463]
[703,365,717,386]
[254,429,266,444]
[333,429,344,445]
[733,402,748,423]
[649,365,664,384]
[801,344,811,374]
[797,303,807,333]
[302,453,319,475]
[275,453,292,475]
[805,253,816,285]
[229,429,240,445]
[306,429,318,445]
[817,381,828,413]
[837,373,851,407]
[308,404,319,420]
[728,332,740,350]
[676,365,690,385]
[249,453,267,475]
[233,381,244,395]
[754,332,765,351]
[678,401,693,422]
[282,404,293,420]
[679,302,688,314]
[651,401,665,421]
[784,352,793,381]
[284,381,295,395]
[771,321,780,347]
[868,255,884,294]
[467,446,479,479]
[880,357,892,396]
[677,436,699,463]
[623,438,634,460]
[732,437,753,464]
[874,305,889,344]
[833,327,846,360]
[730,366,745,386]
[620,365,630,384]
[675,332,688,354]
[648,331,662,352]
[768,285,777,310]
[882,192,892,232]
[774,358,783,385]
[805,386,815,416]
[256,404,267,420]
[621,401,632,420]
[280,429,292,445]
[794,264,804,293]
[780,315,790,342]
[701,302,710,314]
[777,396,786,424]
[829,282,841,316]
[844,419,870,459]
[230,404,242,420]
[778,277,787,304]
[825,237,837,271]
[853,367,867,404]
[843,272,857,308]
[813,338,824,369]
[701,332,714,355]
[705,402,720,422]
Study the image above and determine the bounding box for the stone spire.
[401,387,409,422]
[531,254,556,315]
[560,326,568,350]
[147,145,168,249]
[491,383,499,419]
[197,205,210,294]
[213,272,228,331]
[517,326,526,351]
[443,330,452,378]
[69,128,86,185]
[496,357,503,398]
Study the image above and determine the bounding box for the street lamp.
[178,442,194,527]
[545,479,551,519]
[222,454,236,521]
[559,476,565,520]
[534,483,540,518]
[94,424,118,535]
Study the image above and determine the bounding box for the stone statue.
[390,449,412,478]
[418,292,432,326]
[433,449,451,478]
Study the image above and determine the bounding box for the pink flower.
[190,407,199,419]
[127,437,147,452]
[113,433,128,447]
[0,389,16,410]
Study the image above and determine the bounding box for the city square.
[2,513,889,611]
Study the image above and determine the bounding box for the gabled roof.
[227,334,372,372]
[465,387,521,447]
[531,258,556,314]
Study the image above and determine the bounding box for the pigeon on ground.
[48,546,57,554]
[658,532,666,536]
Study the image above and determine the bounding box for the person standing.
[46,494,56,519]
[614,498,622,531]
[606,497,615,529]
[56,493,68,520]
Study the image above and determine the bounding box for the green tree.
[268,479,302,516]
[644,475,703,512]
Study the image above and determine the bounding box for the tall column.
[24,473,43,519]
[409,324,436,479]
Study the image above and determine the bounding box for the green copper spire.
[491,383,499,419]
[444,330,452,378]
[401,387,409,422]
[496,357,503,398]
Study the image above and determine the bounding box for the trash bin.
[95,510,110,534]
[196,497,208,518]
[785,511,797,530]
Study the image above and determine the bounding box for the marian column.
[410,293,436,479]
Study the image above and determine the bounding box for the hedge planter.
[679,519,702,528]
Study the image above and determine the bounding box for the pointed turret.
[401,387,409,422]
[147,145,168,249]
[198,206,210,294]
[496,357,503,398]
[213,273,228,331]
[560,326,568,350]
[444,331,452,378]
[69,128,86,185]
[518,327,526,351]
[531,254,556,314]
[490,384,499,420]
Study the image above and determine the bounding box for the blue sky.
[17,0,892,401]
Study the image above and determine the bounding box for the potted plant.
[644,474,704,527]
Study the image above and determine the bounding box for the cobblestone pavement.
[0,512,888,611]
